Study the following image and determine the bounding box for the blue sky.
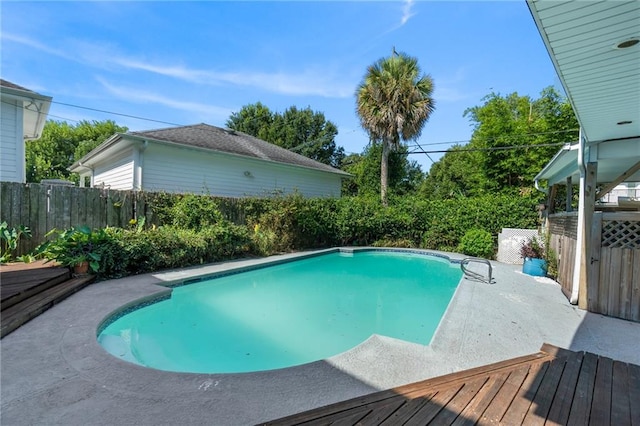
[1,1,560,171]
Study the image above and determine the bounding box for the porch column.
[577,162,597,309]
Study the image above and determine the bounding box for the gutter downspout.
[570,128,586,304]
[133,140,148,191]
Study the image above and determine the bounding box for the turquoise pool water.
[98,250,462,373]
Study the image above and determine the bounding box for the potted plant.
[36,226,102,275]
[520,235,548,277]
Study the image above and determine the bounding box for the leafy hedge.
[48,192,540,280]
[94,223,251,280]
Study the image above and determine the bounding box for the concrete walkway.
[2,249,639,425]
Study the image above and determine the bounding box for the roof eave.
[534,143,580,187]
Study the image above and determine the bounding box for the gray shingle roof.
[129,123,349,176]
[0,79,35,92]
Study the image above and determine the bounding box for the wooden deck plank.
[590,355,613,426]
[499,361,550,425]
[403,385,463,425]
[429,377,488,424]
[610,361,631,426]
[299,408,370,426]
[567,351,598,426]
[263,352,555,426]
[452,372,510,426]
[357,399,405,425]
[523,355,567,425]
[546,351,584,426]
[480,365,531,424]
[378,395,434,425]
[629,363,640,426]
[1,275,95,338]
[264,345,639,426]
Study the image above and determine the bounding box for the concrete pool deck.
[1,248,639,425]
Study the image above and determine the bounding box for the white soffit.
[528,1,640,144]
[535,138,640,186]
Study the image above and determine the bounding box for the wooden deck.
[0,260,95,338]
[264,344,640,425]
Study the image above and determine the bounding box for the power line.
[51,100,184,127]
[404,128,579,149]
[407,141,568,155]
[9,98,578,158]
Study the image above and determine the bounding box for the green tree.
[226,103,345,168]
[342,143,424,197]
[26,120,127,183]
[463,87,578,193]
[421,145,481,199]
[225,102,273,141]
[423,87,578,198]
[356,50,435,205]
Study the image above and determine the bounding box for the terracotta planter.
[73,261,89,276]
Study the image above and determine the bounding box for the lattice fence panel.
[497,228,539,264]
[602,220,640,249]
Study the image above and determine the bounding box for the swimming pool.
[98,250,462,373]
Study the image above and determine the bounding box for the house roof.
[527,1,640,145]
[73,123,350,177]
[0,79,34,92]
[528,1,640,187]
[0,79,52,140]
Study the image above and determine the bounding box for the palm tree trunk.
[380,141,390,206]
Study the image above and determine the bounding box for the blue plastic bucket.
[522,257,548,276]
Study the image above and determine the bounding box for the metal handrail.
[460,258,493,284]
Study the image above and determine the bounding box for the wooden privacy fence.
[547,213,578,299]
[588,212,640,322]
[548,211,639,322]
[0,182,249,256]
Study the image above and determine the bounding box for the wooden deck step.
[1,267,71,311]
[0,275,95,338]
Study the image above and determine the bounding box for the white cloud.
[114,58,353,99]
[5,32,354,99]
[434,68,473,102]
[97,78,233,120]
[1,33,75,60]
[401,0,416,26]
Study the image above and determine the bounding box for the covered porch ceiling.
[528,0,640,187]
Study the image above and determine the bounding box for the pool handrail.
[460,258,493,284]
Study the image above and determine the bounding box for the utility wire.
[51,100,184,128]
[407,141,568,155]
[9,98,577,157]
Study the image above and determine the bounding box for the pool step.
[0,275,95,338]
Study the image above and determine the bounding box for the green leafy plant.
[520,235,545,259]
[0,222,32,263]
[457,229,494,259]
[36,226,105,272]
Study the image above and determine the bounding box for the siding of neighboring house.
[0,99,24,182]
[93,149,134,190]
[141,144,342,197]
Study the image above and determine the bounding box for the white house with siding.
[0,80,52,183]
[69,123,350,198]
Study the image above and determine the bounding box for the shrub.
[0,222,31,263]
[520,236,545,259]
[457,229,495,259]
[372,238,416,248]
[168,194,224,229]
[36,226,111,273]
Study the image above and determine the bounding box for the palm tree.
[356,50,435,205]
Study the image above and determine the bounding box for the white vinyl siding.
[92,149,135,190]
[142,144,342,197]
[0,99,24,182]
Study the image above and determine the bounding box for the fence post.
[587,211,602,312]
